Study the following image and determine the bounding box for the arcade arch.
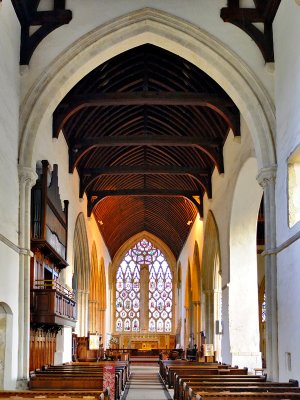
[73,213,90,337]
[202,211,222,360]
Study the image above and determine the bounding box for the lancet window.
[115,238,173,333]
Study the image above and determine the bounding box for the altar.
[113,333,175,350]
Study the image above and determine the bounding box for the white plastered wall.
[0,1,21,389]
[273,1,300,381]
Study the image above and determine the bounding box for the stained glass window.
[261,293,266,323]
[115,238,173,332]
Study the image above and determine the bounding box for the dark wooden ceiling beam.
[79,164,211,198]
[72,135,222,149]
[53,92,239,138]
[12,0,72,65]
[87,189,202,217]
[69,135,224,172]
[80,165,211,177]
[220,0,282,63]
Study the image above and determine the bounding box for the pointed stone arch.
[17,5,278,376]
[73,213,90,336]
[202,210,222,358]
[112,230,177,278]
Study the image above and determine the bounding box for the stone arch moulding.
[19,7,276,172]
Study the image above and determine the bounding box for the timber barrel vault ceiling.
[54,44,240,258]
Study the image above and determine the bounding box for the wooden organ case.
[30,160,76,371]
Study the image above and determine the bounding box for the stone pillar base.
[16,379,29,389]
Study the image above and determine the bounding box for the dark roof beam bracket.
[186,196,204,219]
[12,0,72,65]
[220,0,281,63]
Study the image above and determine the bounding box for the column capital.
[18,165,38,188]
[257,165,277,188]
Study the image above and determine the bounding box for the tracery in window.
[261,292,266,323]
[115,238,173,332]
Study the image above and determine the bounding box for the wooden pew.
[0,389,109,399]
[159,360,222,383]
[175,375,267,400]
[168,366,248,389]
[194,393,300,399]
[44,362,129,392]
[29,362,129,400]
[183,380,299,400]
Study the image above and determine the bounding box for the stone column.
[140,264,149,331]
[204,290,213,343]
[77,289,89,336]
[257,166,278,381]
[88,300,97,333]
[193,301,201,348]
[184,307,190,350]
[17,166,37,387]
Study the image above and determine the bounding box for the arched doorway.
[73,213,90,337]
[202,211,222,361]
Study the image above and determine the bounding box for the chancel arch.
[229,157,263,370]
[17,6,278,379]
[73,213,90,337]
[111,231,177,350]
[202,210,222,360]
